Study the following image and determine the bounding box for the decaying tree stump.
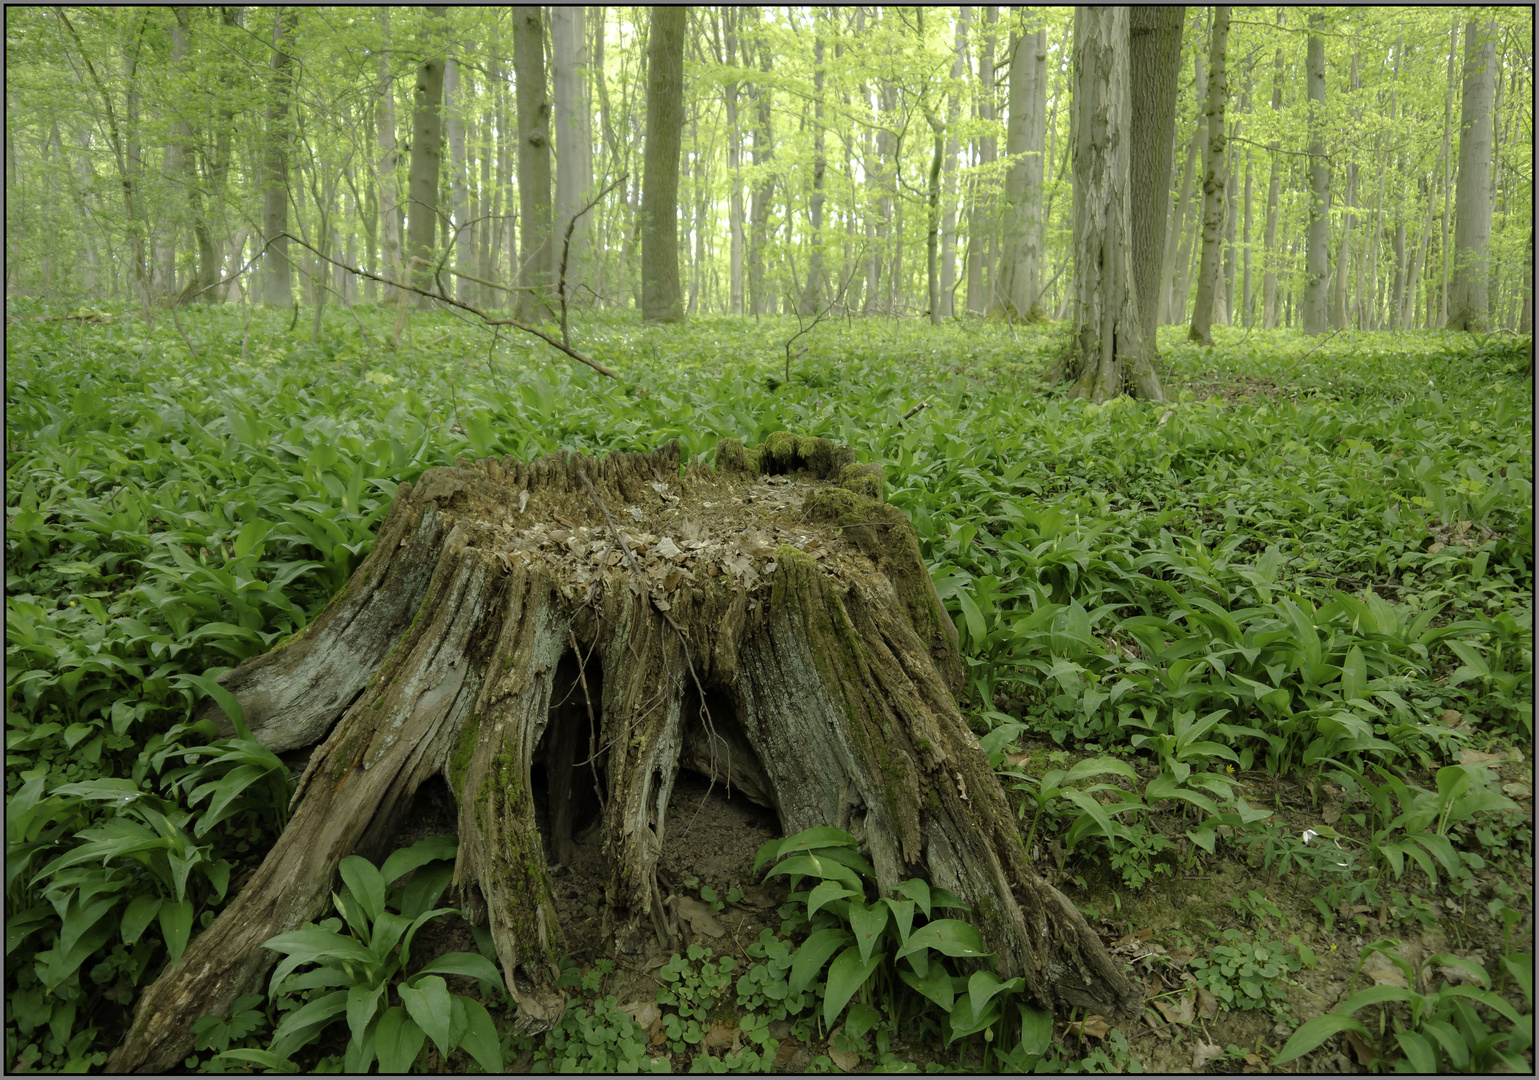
[108,433,1140,1072]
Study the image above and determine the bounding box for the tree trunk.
[1129,5,1185,353]
[1050,6,1163,401]
[991,27,1046,322]
[1301,14,1329,335]
[445,58,472,305]
[966,7,998,314]
[800,23,827,316]
[747,32,775,318]
[1188,6,1230,345]
[1262,25,1284,328]
[259,7,299,308]
[374,9,403,304]
[721,10,745,315]
[1446,18,1497,331]
[107,436,1141,1074]
[1166,49,1204,327]
[515,6,553,321]
[407,10,446,305]
[940,10,967,319]
[553,7,593,310]
[641,5,685,323]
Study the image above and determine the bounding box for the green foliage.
[211,836,503,1074]
[1188,928,1308,1018]
[1275,940,1533,1073]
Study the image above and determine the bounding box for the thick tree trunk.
[407,11,446,304]
[721,10,745,315]
[108,436,1140,1073]
[259,8,298,308]
[1129,5,1185,352]
[641,6,685,323]
[991,28,1046,322]
[800,25,827,316]
[514,7,553,321]
[552,7,593,308]
[1050,7,1164,402]
[939,10,967,319]
[1446,18,1497,331]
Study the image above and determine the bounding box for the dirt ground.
[373,743,1533,1074]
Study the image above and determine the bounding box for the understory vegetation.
[5,302,1532,1073]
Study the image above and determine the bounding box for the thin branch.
[275,232,620,379]
[558,172,628,350]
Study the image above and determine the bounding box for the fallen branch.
[558,173,628,351]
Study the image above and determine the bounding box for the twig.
[276,232,619,379]
[896,401,930,428]
[168,302,199,364]
[558,173,628,351]
[1276,327,1344,378]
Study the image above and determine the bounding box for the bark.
[1301,14,1329,335]
[1129,5,1185,352]
[746,30,775,317]
[1050,6,1163,401]
[940,10,968,319]
[923,111,945,327]
[1160,83,1201,325]
[445,59,472,305]
[259,8,299,308]
[641,5,685,323]
[800,22,827,316]
[966,7,998,314]
[1446,18,1498,331]
[108,436,1140,1074]
[991,28,1047,322]
[1166,50,1204,327]
[1261,25,1284,328]
[552,7,593,307]
[1188,6,1230,345]
[514,6,553,320]
[407,10,447,304]
[720,9,745,314]
[374,9,404,304]
[1330,51,1360,331]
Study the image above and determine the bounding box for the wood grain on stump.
[108,433,1139,1072]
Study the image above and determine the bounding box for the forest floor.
[5,303,1532,1073]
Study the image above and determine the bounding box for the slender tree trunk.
[1446,18,1497,331]
[1188,7,1230,345]
[1400,177,1435,329]
[374,9,403,305]
[1261,25,1284,327]
[515,6,553,319]
[1301,13,1329,335]
[641,6,685,323]
[553,7,593,309]
[1436,16,1458,325]
[721,10,745,315]
[923,111,945,326]
[258,7,298,308]
[445,59,472,304]
[1129,5,1185,352]
[990,28,1046,321]
[800,21,827,315]
[1165,50,1204,326]
[406,10,447,305]
[747,31,774,317]
[1052,6,1163,401]
[939,10,966,319]
[154,8,188,303]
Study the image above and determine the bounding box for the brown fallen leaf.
[1344,1029,1376,1066]
[622,1001,661,1029]
[1362,951,1408,988]
[703,1020,738,1051]
[1502,782,1530,800]
[1191,1039,1226,1070]
[1067,1015,1111,1040]
[1459,748,1512,766]
[1153,993,1194,1025]
[1167,945,1195,967]
[1428,542,1445,554]
[649,1017,667,1046]
[1196,986,1220,1020]
[676,895,725,938]
[1438,708,1464,727]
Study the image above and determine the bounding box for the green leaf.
[880,897,916,946]
[773,826,857,860]
[269,989,349,1061]
[374,1006,427,1073]
[175,671,251,741]
[1340,645,1368,701]
[1273,1013,1373,1064]
[454,995,503,1073]
[956,588,986,645]
[963,969,1023,1026]
[895,919,990,961]
[346,982,384,1043]
[788,928,852,997]
[764,854,863,891]
[415,951,507,995]
[159,897,194,968]
[822,945,885,1028]
[339,855,387,925]
[806,879,857,920]
[847,899,890,964]
[399,975,454,1057]
[1394,1029,1437,1072]
[899,962,955,1012]
[895,878,933,919]
[379,835,459,886]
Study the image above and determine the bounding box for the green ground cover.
[5,302,1532,1072]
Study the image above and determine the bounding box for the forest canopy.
[5,6,1532,335]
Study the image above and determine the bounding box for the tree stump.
[108,434,1140,1072]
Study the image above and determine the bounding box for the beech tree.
[514,6,552,321]
[1446,18,1499,331]
[1188,6,1231,345]
[1302,14,1330,335]
[406,10,446,304]
[1048,6,1164,401]
[641,5,685,323]
[1129,5,1185,351]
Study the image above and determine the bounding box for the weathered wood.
[109,435,1139,1073]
